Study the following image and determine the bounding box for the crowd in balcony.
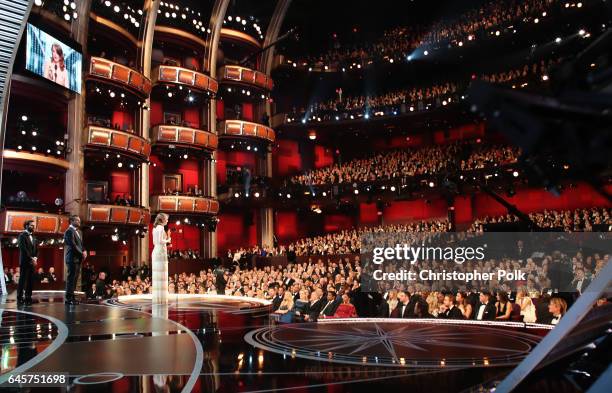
[471,207,612,232]
[289,142,520,186]
[296,0,579,70]
[87,115,136,134]
[161,185,206,197]
[290,58,559,123]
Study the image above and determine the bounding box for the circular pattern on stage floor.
[107,294,271,314]
[245,319,546,368]
[73,372,124,385]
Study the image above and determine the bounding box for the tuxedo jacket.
[18,231,37,266]
[272,295,283,311]
[64,227,84,264]
[308,299,324,320]
[392,302,412,318]
[320,299,340,317]
[438,306,464,320]
[476,302,497,321]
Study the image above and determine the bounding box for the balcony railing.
[218,65,273,91]
[150,195,219,215]
[84,204,151,226]
[0,210,69,235]
[218,120,275,143]
[152,65,219,95]
[88,57,152,98]
[151,125,218,152]
[85,126,151,161]
[2,149,69,171]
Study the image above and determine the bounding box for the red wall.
[217,212,258,252]
[382,199,449,223]
[216,151,257,184]
[112,110,134,131]
[242,103,253,121]
[372,134,426,150]
[150,100,163,126]
[323,214,355,232]
[274,140,302,176]
[314,145,334,168]
[1,247,64,277]
[359,203,380,225]
[149,155,202,194]
[472,183,612,218]
[183,108,200,128]
[216,100,224,120]
[148,222,201,251]
[110,171,132,199]
[434,123,485,144]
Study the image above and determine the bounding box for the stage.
[3,291,592,392]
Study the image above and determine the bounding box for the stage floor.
[0,291,569,392]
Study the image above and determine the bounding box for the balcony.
[152,65,219,95]
[150,196,219,215]
[85,126,151,162]
[2,149,69,171]
[218,120,275,143]
[84,204,151,226]
[218,65,273,91]
[151,125,218,152]
[0,210,69,235]
[220,28,262,50]
[88,57,152,98]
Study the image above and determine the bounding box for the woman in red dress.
[333,294,357,318]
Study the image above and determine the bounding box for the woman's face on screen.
[52,46,60,62]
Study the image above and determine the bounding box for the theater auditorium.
[0,0,610,392]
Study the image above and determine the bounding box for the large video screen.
[25,23,82,94]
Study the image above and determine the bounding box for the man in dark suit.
[475,291,497,321]
[438,294,464,319]
[304,289,324,321]
[320,291,340,318]
[17,220,38,305]
[567,268,591,295]
[392,291,412,318]
[64,215,86,305]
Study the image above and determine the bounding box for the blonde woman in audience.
[516,287,537,323]
[274,291,294,314]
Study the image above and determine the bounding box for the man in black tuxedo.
[567,268,591,295]
[320,291,340,318]
[17,220,38,305]
[64,215,86,305]
[438,294,464,319]
[475,291,497,321]
[393,291,412,318]
[304,289,324,321]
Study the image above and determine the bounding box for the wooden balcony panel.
[88,57,151,97]
[151,125,217,152]
[153,65,218,95]
[85,204,150,226]
[0,210,69,235]
[218,120,275,143]
[218,65,274,91]
[151,196,219,215]
[85,126,151,162]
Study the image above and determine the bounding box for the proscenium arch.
[0,0,35,296]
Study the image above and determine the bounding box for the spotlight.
[183,154,188,159]
[111,234,119,241]
[175,220,181,225]
[424,50,429,56]
[234,192,240,198]
[286,193,291,199]
[322,192,327,197]
[11,238,18,244]
[354,189,359,195]
[512,170,519,177]
[254,192,260,198]
[90,225,95,230]
[428,181,435,188]
[555,37,562,43]
[578,29,586,36]
[21,115,28,121]
[168,92,173,97]
[117,162,123,168]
